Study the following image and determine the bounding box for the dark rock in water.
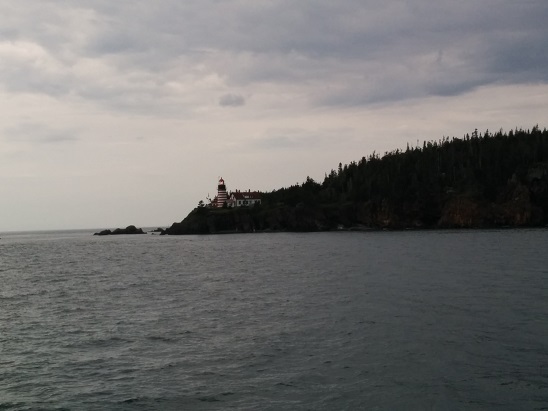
[94,229,112,236]
[94,225,145,236]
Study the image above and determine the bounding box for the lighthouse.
[216,177,228,207]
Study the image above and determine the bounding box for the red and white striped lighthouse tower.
[216,177,228,207]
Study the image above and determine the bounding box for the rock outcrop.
[94,225,146,236]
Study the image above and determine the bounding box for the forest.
[165,126,548,234]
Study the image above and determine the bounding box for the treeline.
[259,126,548,228]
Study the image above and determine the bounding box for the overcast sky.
[1,0,547,231]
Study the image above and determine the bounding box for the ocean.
[1,229,547,410]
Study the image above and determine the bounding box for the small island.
[94,225,146,236]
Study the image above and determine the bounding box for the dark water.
[1,229,547,410]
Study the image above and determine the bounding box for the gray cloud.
[253,127,355,150]
[1,1,547,110]
[4,122,78,144]
[219,93,245,107]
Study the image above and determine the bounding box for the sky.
[1,0,547,231]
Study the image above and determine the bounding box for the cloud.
[1,0,547,112]
[219,93,245,107]
[3,122,79,144]
[252,127,355,150]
